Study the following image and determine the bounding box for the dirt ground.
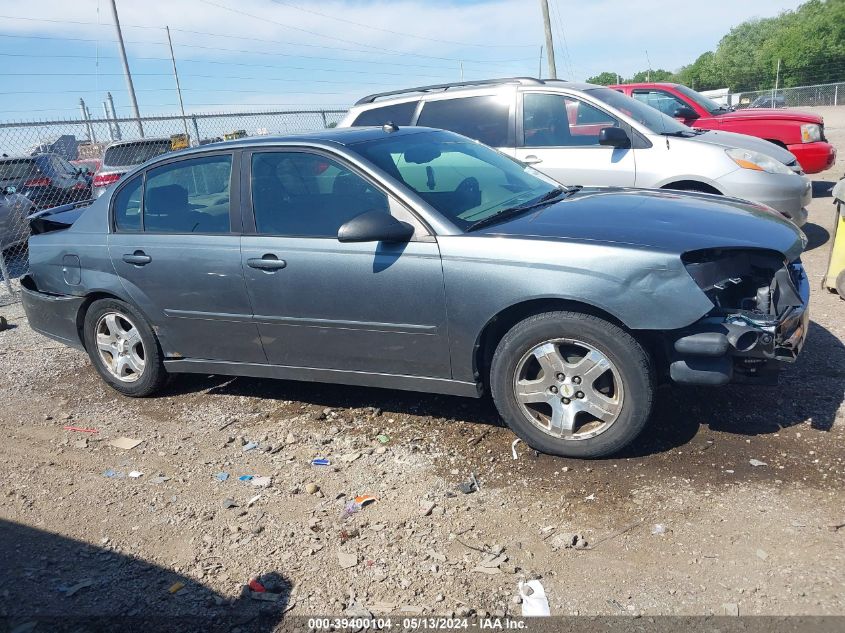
[1,107,844,628]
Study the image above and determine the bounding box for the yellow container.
[824,179,845,299]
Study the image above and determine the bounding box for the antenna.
[645,50,653,82]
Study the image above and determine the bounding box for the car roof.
[105,137,172,148]
[612,82,680,89]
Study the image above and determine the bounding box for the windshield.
[103,140,172,167]
[586,87,691,135]
[350,130,561,231]
[673,84,728,115]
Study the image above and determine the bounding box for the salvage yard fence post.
[0,107,347,306]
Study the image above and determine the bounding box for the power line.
[196,0,532,64]
[266,0,536,49]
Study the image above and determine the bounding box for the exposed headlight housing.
[800,123,821,143]
[725,148,793,175]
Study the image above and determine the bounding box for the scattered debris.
[756,548,768,561]
[337,549,358,570]
[722,603,740,616]
[222,498,238,509]
[217,418,236,432]
[585,493,596,501]
[247,494,261,507]
[305,483,320,495]
[242,441,259,452]
[108,437,143,451]
[341,494,376,519]
[214,472,229,482]
[251,476,272,488]
[827,521,845,532]
[749,459,768,467]
[376,434,390,444]
[63,426,98,434]
[103,469,120,478]
[128,471,143,479]
[238,475,254,482]
[168,581,185,594]
[61,579,93,597]
[248,578,266,593]
[341,451,362,463]
[457,473,481,495]
[549,532,581,550]
[651,524,667,536]
[312,458,331,466]
[511,438,522,460]
[149,475,171,485]
[519,580,550,616]
[420,500,436,517]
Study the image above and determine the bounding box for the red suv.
[611,82,836,174]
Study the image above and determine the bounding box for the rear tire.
[489,311,653,458]
[83,298,167,397]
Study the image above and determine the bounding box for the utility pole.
[460,61,464,82]
[772,58,781,104]
[107,92,122,140]
[109,0,143,138]
[539,0,556,79]
[166,26,191,143]
[645,50,653,82]
[79,98,96,144]
[538,45,543,78]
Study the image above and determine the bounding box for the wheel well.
[661,180,721,195]
[765,139,788,150]
[75,291,124,345]
[473,299,630,385]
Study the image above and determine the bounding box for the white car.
[340,78,811,226]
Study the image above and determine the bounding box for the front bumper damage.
[669,260,809,386]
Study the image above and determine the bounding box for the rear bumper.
[788,141,836,175]
[20,275,86,351]
[669,262,810,386]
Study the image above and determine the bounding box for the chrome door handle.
[247,255,287,271]
[522,155,543,165]
[122,251,151,266]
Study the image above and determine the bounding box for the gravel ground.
[1,108,844,629]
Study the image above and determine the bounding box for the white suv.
[340,78,811,226]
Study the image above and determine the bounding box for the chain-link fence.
[731,81,845,109]
[0,108,346,305]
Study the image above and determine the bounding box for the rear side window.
[0,159,37,180]
[352,101,417,127]
[144,155,232,233]
[113,154,233,234]
[113,174,143,232]
[417,96,511,147]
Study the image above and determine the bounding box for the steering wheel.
[455,177,481,209]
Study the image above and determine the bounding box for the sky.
[0,0,805,120]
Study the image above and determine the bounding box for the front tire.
[83,298,167,397]
[490,311,653,458]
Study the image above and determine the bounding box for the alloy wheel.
[95,311,146,383]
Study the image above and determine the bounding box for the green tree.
[585,71,620,85]
[627,69,675,83]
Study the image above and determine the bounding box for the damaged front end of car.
[667,248,810,386]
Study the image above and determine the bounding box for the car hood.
[476,187,806,261]
[716,108,823,125]
[690,130,799,166]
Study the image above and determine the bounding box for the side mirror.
[598,127,630,148]
[672,106,698,120]
[337,209,414,243]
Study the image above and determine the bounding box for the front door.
[241,149,451,378]
[108,153,265,364]
[514,92,637,187]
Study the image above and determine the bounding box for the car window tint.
[113,174,143,231]
[632,90,687,117]
[417,96,511,147]
[143,154,232,234]
[523,93,619,147]
[251,152,389,238]
[352,101,417,126]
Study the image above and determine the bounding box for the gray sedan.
[21,127,809,458]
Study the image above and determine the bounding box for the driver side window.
[632,90,687,117]
[523,93,619,147]
[251,152,389,238]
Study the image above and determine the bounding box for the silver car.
[93,137,173,197]
[0,185,34,252]
[341,78,812,226]
[21,128,809,459]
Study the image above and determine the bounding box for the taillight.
[24,177,51,187]
[93,172,122,188]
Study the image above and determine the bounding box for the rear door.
[108,151,265,364]
[240,148,451,378]
[513,91,637,187]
